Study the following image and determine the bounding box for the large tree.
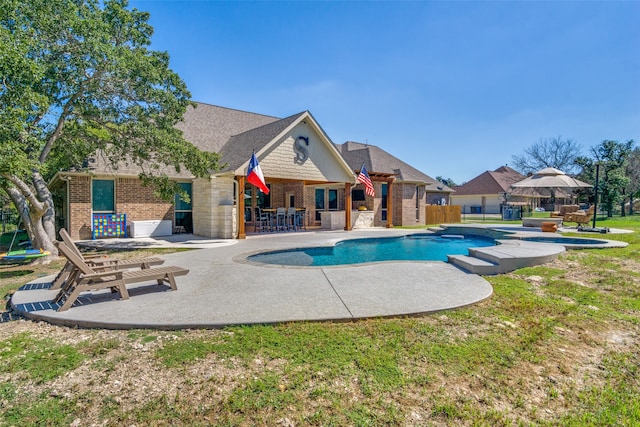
[576,140,635,218]
[0,0,219,261]
[511,136,582,175]
[435,176,457,188]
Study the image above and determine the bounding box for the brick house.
[451,166,536,214]
[51,103,449,240]
[335,141,453,227]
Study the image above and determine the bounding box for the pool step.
[449,240,567,275]
[447,255,499,275]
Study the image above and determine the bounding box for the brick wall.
[389,183,427,227]
[304,185,346,226]
[303,187,317,226]
[372,182,383,225]
[116,178,173,222]
[251,180,429,229]
[68,176,92,240]
[67,177,174,240]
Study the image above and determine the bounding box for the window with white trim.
[92,180,115,213]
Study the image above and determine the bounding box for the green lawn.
[0,229,29,251]
[1,216,639,426]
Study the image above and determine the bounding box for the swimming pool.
[519,235,616,249]
[247,234,496,266]
[522,236,605,245]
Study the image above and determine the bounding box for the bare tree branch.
[511,136,582,175]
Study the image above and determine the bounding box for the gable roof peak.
[493,165,520,174]
[454,165,526,195]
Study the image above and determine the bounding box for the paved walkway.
[11,228,495,329]
[9,225,628,329]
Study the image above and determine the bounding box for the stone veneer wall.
[192,176,237,238]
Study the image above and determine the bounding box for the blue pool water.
[248,234,495,266]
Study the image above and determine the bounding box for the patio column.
[386,178,394,228]
[344,182,352,231]
[237,176,246,239]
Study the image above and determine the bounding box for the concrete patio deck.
[9,225,627,329]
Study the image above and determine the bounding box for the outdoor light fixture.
[579,163,608,233]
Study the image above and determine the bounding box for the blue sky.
[131,0,639,184]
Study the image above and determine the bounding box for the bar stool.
[295,208,306,230]
[275,207,287,231]
[255,207,271,232]
[286,207,297,231]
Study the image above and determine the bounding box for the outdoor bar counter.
[321,210,374,230]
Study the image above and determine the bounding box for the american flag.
[357,163,375,197]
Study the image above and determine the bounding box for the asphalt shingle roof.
[218,112,305,173]
[68,104,445,189]
[83,103,295,177]
[176,102,281,153]
[453,166,525,195]
[336,141,453,192]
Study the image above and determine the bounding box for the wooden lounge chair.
[550,205,579,218]
[563,205,595,225]
[51,229,165,290]
[53,242,188,312]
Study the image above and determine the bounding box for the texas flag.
[247,152,270,194]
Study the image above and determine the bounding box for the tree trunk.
[19,213,58,264]
[33,172,58,255]
[6,176,59,263]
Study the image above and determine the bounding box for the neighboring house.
[51,103,447,240]
[336,141,453,226]
[451,166,528,214]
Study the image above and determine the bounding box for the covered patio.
[238,173,397,237]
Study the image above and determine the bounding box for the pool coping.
[437,224,628,249]
[9,226,627,329]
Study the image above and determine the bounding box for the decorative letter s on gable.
[293,136,309,164]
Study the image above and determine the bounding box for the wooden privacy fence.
[425,205,461,225]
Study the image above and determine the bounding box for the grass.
[0,332,86,383]
[1,217,639,425]
[0,229,30,251]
